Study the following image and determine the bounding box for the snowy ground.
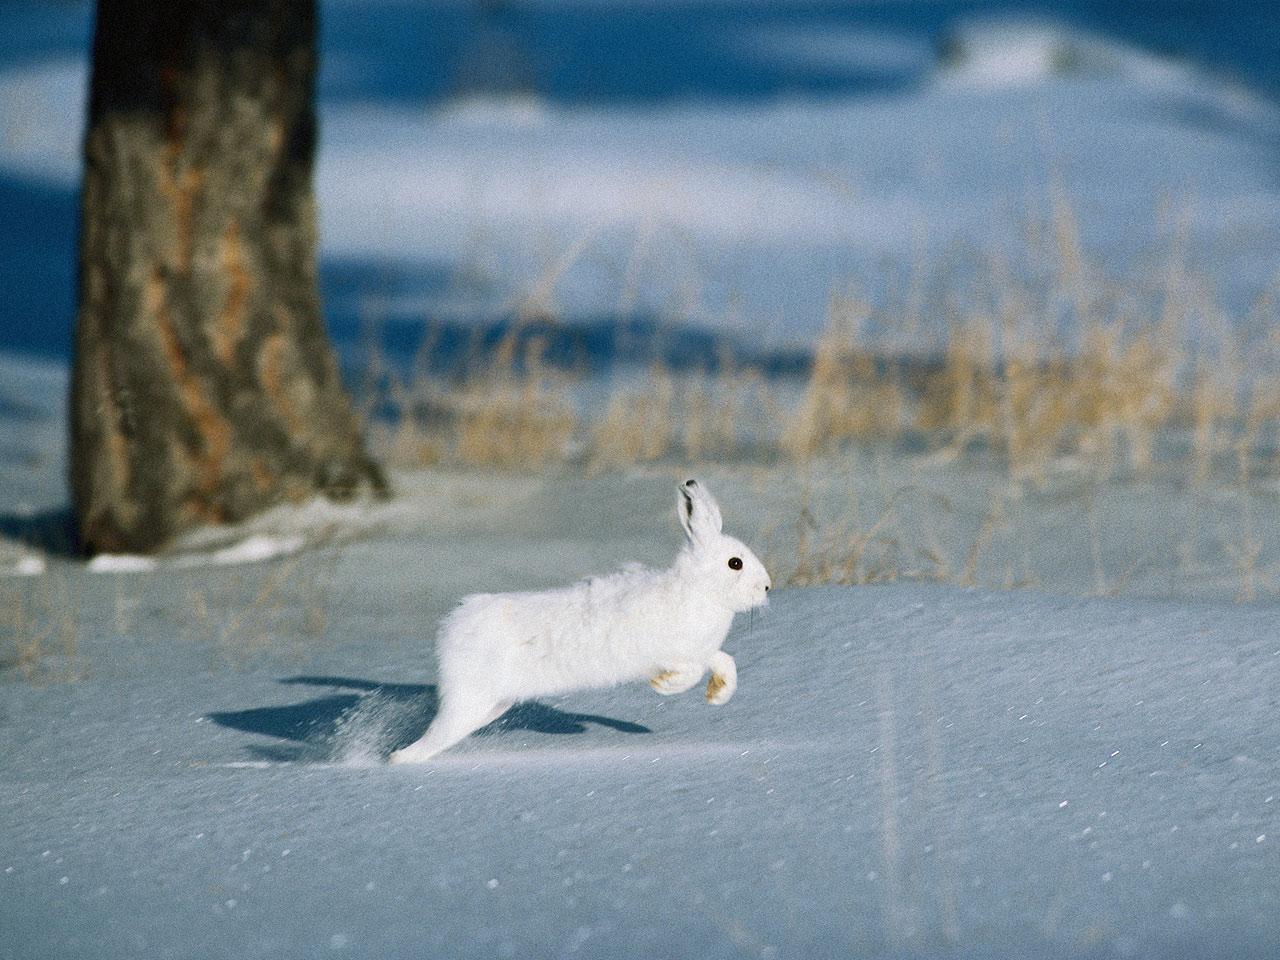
[4,3,1280,957]
[4,565,1280,959]
[3,361,1280,957]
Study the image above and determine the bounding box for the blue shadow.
[208,674,651,763]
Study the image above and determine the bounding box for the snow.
[0,56,83,187]
[3,572,1279,958]
[6,555,45,576]
[180,534,307,567]
[0,5,1278,351]
[937,19,1188,89]
[312,63,1280,342]
[84,553,157,574]
[2,3,1280,956]
[0,349,1276,956]
[1,355,1278,956]
[84,538,307,574]
[89,535,312,573]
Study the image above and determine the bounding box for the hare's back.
[436,586,584,659]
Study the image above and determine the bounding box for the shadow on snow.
[0,506,79,558]
[208,674,651,764]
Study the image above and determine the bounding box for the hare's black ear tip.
[684,479,697,488]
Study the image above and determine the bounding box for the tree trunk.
[71,0,385,555]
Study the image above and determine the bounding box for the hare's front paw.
[706,651,737,705]
[650,665,703,695]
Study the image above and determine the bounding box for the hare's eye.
[728,557,743,571]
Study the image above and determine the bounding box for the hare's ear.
[677,479,723,546]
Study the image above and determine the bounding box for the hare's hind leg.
[388,692,500,764]
[483,701,514,726]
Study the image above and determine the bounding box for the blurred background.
[3,2,1280,594]
[3,0,1278,362]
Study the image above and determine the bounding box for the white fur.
[389,479,771,764]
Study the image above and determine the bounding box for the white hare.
[388,479,771,764]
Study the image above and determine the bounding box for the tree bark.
[71,0,384,555]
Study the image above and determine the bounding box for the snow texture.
[2,352,1277,956]
[3,577,1279,959]
[3,4,1280,957]
[1,359,1278,957]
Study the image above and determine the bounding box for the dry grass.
[363,192,1279,488]
[783,294,907,460]
[781,484,949,587]
[0,571,83,683]
[0,536,348,685]
[452,336,577,469]
[351,192,1280,598]
[585,357,767,472]
[366,326,578,470]
[184,546,343,667]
